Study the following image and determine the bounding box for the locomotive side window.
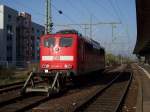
[44,38,55,47]
[60,37,73,47]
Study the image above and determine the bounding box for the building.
[0,5,45,67]
[0,5,18,67]
[16,12,32,67]
[31,22,44,62]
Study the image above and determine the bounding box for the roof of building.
[134,0,150,55]
[0,4,18,13]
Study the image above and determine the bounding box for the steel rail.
[74,71,132,112]
[0,81,24,89]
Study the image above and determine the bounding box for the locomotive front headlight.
[44,69,48,73]
[64,64,73,69]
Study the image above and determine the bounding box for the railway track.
[0,90,21,107]
[33,69,132,112]
[0,82,25,107]
[0,94,49,112]
[0,83,23,94]
[0,81,24,89]
[0,70,117,112]
[0,66,128,112]
[0,80,45,110]
[0,82,101,112]
[0,81,43,94]
[0,65,118,95]
[0,68,110,97]
[75,71,132,112]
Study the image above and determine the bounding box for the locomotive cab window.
[60,37,73,47]
[44,38,55,47]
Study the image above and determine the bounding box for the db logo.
[53,56,60,60]
[55,48,59,51]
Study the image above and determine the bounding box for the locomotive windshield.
[44,38,55,47]
[60,37,73,47]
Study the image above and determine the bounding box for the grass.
[0,63,39,86]
[0,68,26,85]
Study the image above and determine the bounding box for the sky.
[0,0,137,57]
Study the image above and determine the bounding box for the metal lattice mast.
[45,0,52,34]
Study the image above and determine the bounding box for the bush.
[106,53,132,66]
[0,68,15,79]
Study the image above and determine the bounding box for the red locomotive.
[21,29,105,96]
[40,29,105,75]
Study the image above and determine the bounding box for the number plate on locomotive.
[53,56,60,60]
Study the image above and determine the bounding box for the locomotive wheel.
[54,76,66,92]
[54,78,61,93]
[47,73,67,97]
[47,76,62,97]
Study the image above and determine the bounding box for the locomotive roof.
[56,29,79,34]
[84,37,104,50]
[56,29,104,50]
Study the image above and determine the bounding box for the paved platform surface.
[133,64,150,112]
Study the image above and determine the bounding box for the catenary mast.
[45,0,52,34]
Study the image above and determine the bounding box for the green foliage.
[0,67,15,79]
[106,53,132,66]
[0,67,27,85]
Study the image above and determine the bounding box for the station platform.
[132,64,150,112]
